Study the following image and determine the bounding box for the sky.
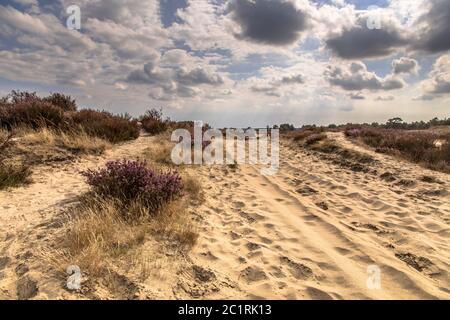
[0,0,449,127]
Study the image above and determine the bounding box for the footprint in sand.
[280,256,314,280]
[246,242,261,251]
[240,266,267,283]
[232,201,246,209]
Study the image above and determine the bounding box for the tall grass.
[22,128,111,155]
[0,162,31,190]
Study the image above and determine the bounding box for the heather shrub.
[288,128,324,142]
[0,90,40,104]
[345,127,449,173]
[305,133,327,146]
[69,109,139,143]
[0,100,65,130]
[44,93,77,112]
[82,160,183,214]
[141,108,168,135]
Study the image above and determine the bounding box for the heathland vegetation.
[282,117,449,173]
[1,91,448,299]
[0,91,204,288]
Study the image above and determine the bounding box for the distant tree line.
[273,117,450,132]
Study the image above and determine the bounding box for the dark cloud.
[280,74,304,84]
[325,17,408,59]
[430,78,450,94]
[228,0,308,46]
[249,73,304,97]
[392,57,418,75]
[415,0,450,53]
[176,67,224,86]
[325,62,404,91]
[127,63,223,100]
[349,92,365,100]
[250,85,281,97]
[375,95,394,101]
[126,62,169,84]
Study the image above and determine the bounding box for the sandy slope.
[0,132,449,299]
[191,132,450,299]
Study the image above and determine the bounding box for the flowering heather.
[82,159,183,212]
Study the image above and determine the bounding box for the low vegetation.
[0,129,31,190]
[68,109,139,143]
[0,91,141,190]
[140,108,168,135]
[22,128,111,155]
[82,159,183,213]
[288,128,376,173]
[0,161,31,190]
[0,90,139,143]
[345,127,450,173]
[46,159,200,278]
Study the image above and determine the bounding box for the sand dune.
[0,132,449,299]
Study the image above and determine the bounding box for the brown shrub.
[69,109,139,143]
[43,93,77,112]
[287,128,324,142]
[50,193,198,277]
[304,133,327,146]
[141,109,168,135]
[0,100,65,130]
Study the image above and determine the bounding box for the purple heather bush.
[82,159,183,213]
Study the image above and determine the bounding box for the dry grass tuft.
[143,138,174,166]
[60,196,149,275]
[47,192,198,277]
[22,128,110,155]
[180,173,204,204]
[0,161,32,190]
[0,129,32,190]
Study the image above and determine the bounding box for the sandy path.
[192,132,450,299]
[1,132,449,299]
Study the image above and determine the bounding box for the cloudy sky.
[0,0,449,127]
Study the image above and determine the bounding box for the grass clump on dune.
[0,129,31,190]
[0,162,31,190]
[22,127,110,155]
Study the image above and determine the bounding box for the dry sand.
[0,132,449,299]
